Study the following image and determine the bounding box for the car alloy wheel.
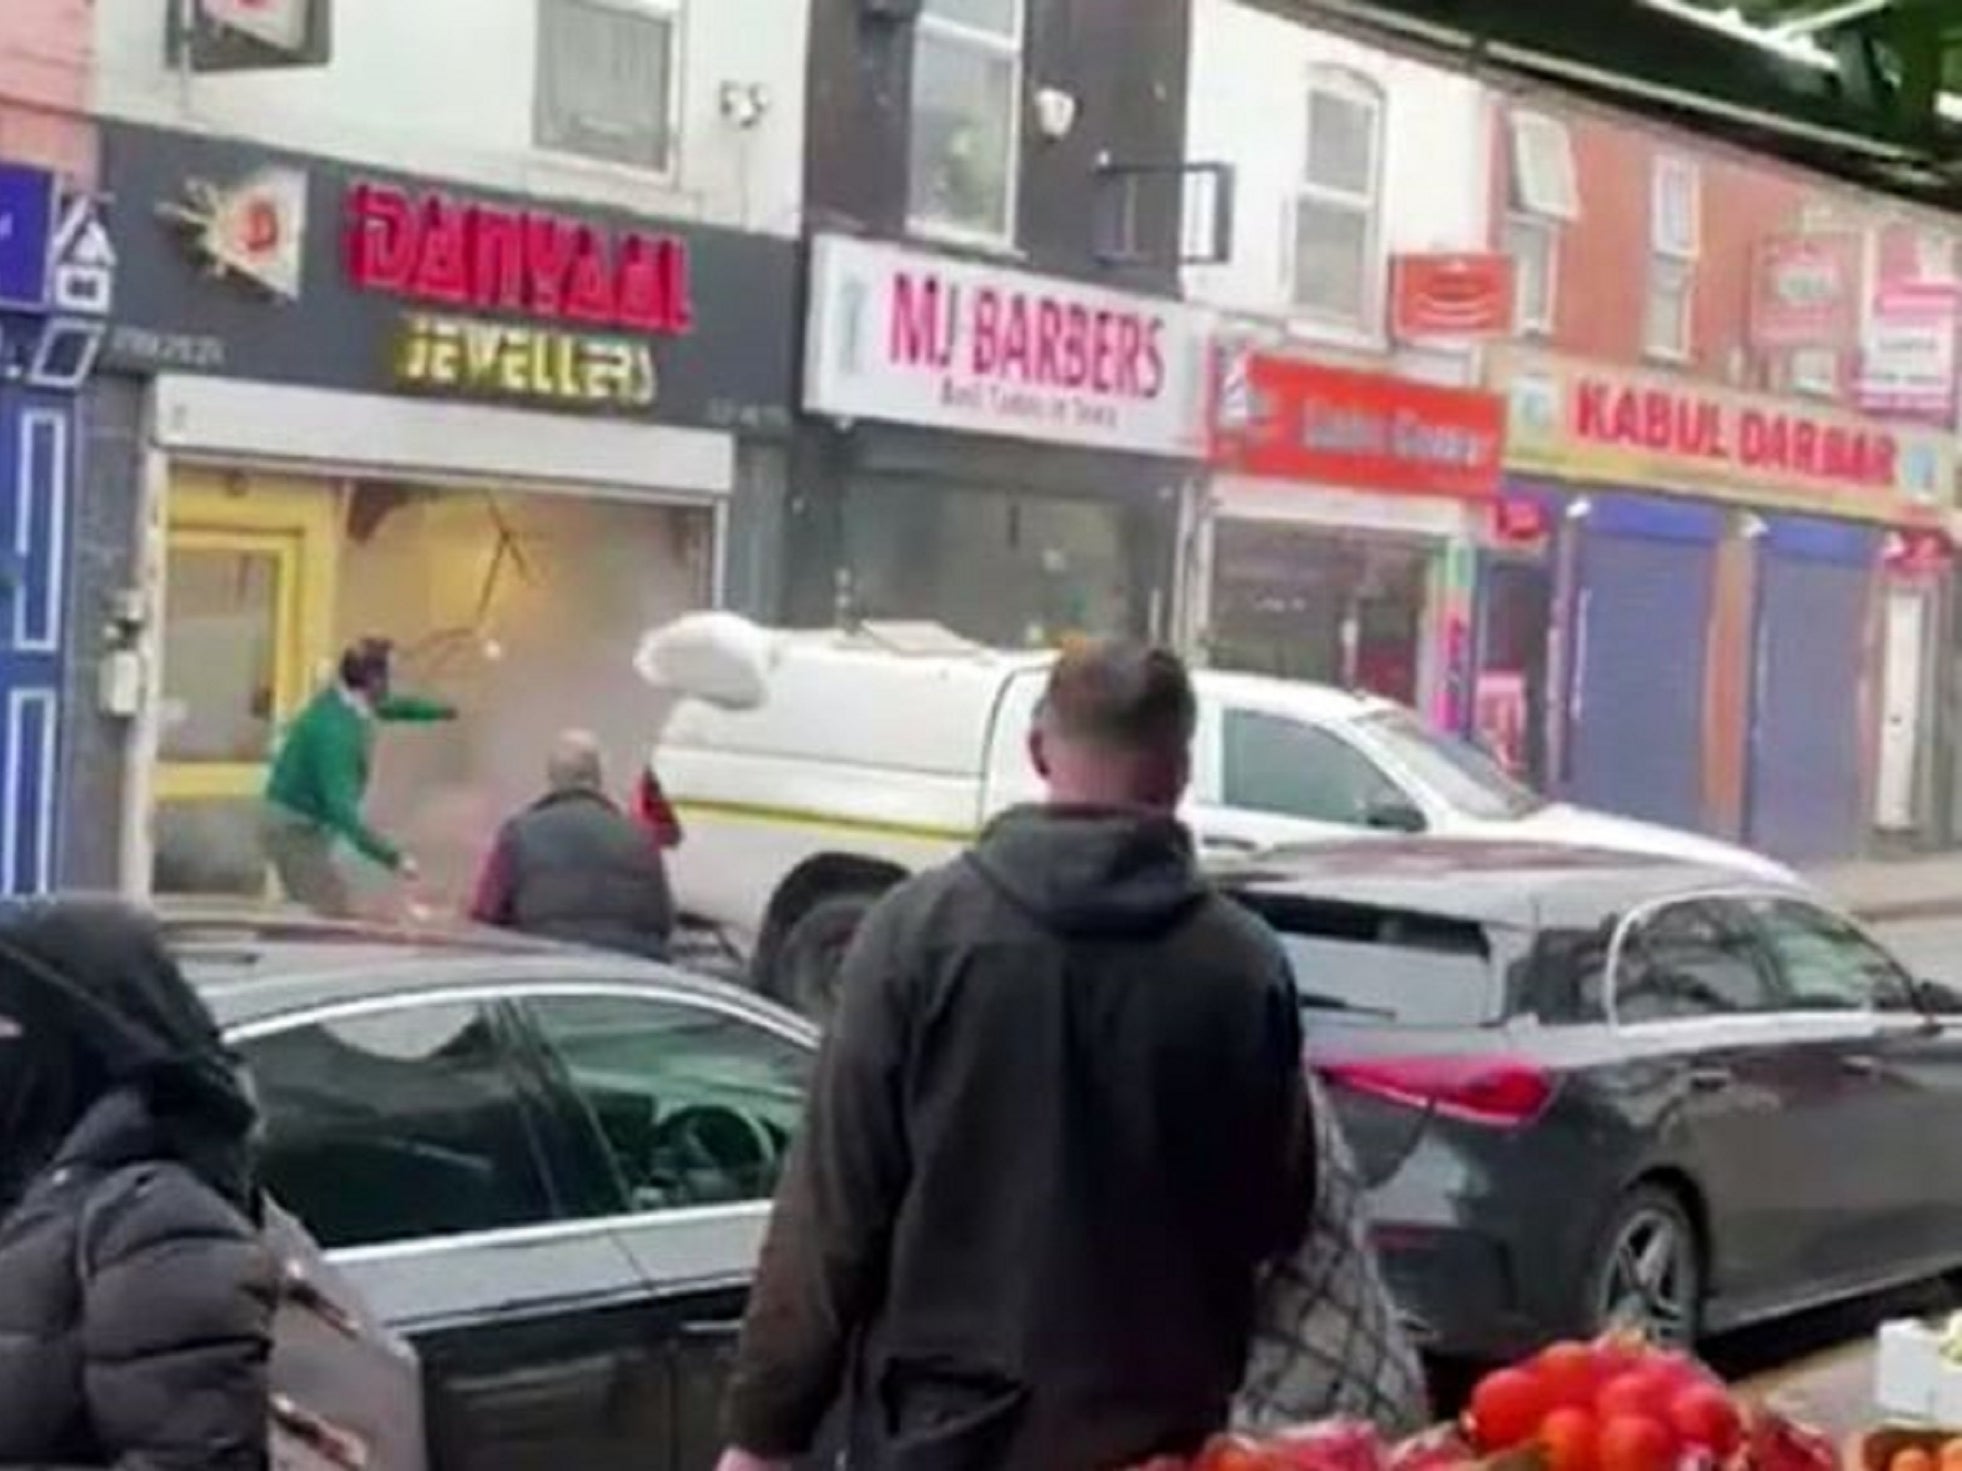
[1596,1201,1698,1347]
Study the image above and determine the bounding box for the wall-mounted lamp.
[1033,87,1078,141]
[1565,497,1593,522]
[719,81,771,130]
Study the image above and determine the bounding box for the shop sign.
[100,123,796,432]
[803,233,1209,457]
[1749,234,1859,349]
[0,161,58,312]
[1390,254,1514,339]
[1212,351,1505,500]
[345,182,691,412]
[1491,347,1954,525]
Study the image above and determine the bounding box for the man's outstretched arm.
[719,890,916,1464]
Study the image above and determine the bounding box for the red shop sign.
[343,182,696,335]
[1391,253,1514,339]
[1212,351,1505,499]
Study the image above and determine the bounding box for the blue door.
[1745,517,1878,862]
[0,389,72,895]
[1565,496,1723,830]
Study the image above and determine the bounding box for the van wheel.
[764,890,878,1023]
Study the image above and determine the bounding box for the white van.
[639,616,1795,1013]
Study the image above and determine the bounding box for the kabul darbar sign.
[1493,348,1954,524]
[344,182,695,411]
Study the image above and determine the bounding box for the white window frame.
[1507,110,1579,222]
[1289,66,1385,330]
[1503,212,1557,337]
[533,0,685,182]
[908,0,1026,248]
[1644,155,1700,363]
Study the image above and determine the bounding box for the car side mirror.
[1915,978,1962,1015]
[1364,797,1426,834]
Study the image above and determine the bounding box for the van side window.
[1222,709,1403,825]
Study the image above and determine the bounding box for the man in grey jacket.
[717,641,1314,1471]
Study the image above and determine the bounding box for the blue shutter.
[1745,517,1877,862]
[0,389,71,895]
[1566,496,1720,830]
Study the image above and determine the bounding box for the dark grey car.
[1220,839,1962,1362]
[161,908,820,1471]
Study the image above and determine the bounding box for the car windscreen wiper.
[1297,990,1398,1020]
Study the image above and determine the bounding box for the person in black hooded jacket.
[0,899,277,1471]
[718,640,1314,1471]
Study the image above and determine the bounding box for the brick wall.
[0,0,94,182]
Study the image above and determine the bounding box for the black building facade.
[784,0,1209,645]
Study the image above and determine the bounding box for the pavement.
[1812,853,1962,922]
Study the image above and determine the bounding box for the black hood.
[0,901,257,1220]
[965,805,1207,939]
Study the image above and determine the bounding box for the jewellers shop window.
[910,0,1025,244]
[1292,68,1384,328]
[840,478,1159,649]
[535,0,679,175]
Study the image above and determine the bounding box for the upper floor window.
[535,0,680,175]
[910,0,1024,243]
[1291,68,1384,328]
[1645,155,1700,361]
[1503,110,1576,337]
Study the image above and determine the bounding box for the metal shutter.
[1566,495,1722,831]
[1745,517,1878,862]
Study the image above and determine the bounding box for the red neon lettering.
[345,183,417,291]
[562,225,618,324]
[1791,420,1819,475]
[1642,391,1675,451]
[409,197,470,305]
[891,273,945,367]
[522,215,576,319]
[468,207,525,313]
[1575,382,1610,440]
[1138,319,1165,398]
[971,287,1002,376]
[1034,300,1063,385]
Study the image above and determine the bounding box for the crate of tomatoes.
[1122,1337,1837,1471]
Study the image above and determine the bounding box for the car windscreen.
[1251,897,1498,1027]
[1357,707,1544,821]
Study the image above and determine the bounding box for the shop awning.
[1248,0,1962,212]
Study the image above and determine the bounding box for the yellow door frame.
[158,474,340,808]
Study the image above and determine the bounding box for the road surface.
[1711,914,1962,1438]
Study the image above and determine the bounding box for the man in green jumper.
[263,637,456,915]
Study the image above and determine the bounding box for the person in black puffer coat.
[0,899,277,1471]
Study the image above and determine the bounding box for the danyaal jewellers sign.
[101,122,796,432]
[344,182,692,410]
[1490,346,1955,526]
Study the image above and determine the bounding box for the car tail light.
[1320,1055,1554,1128]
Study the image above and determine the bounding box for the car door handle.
[1688,1065,1733,1092]
[1199,833,1258,854]
[679,1319,745,1342]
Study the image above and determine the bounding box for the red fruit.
[1596,1368,1677,1424]
[1668,1385,1743,1457]
[1599,1416,1678,1471]
[1541,1408,1602,1471]
[1538,1342,1605,1409]
[1470,1367,1552,1452]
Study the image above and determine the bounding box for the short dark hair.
[339,637,393,692]
[1036,639,1197,754]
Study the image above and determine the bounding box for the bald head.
[547,730,605,794]
[1029,640,1196,811]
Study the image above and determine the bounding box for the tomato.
[1538,1342,1605,1409]
[1599,1416,1678,1471]
[1891,1450,1936,1471]
[1469,1367,1551,1452]
[1596,1368,1678,1424]
[1667,1384,1742,1456]
[1541,1407,1601,1471]
[1939,1440,1962,1471]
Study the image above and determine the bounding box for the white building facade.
[1182,1,1506,745]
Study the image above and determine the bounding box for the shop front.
[90,123,796,903]
[0,163,114,895]
[1492,347,1955,859]
[1204,350,1505,726]
[793,234,1211,647]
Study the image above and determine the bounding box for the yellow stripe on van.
[671,798,975,846]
